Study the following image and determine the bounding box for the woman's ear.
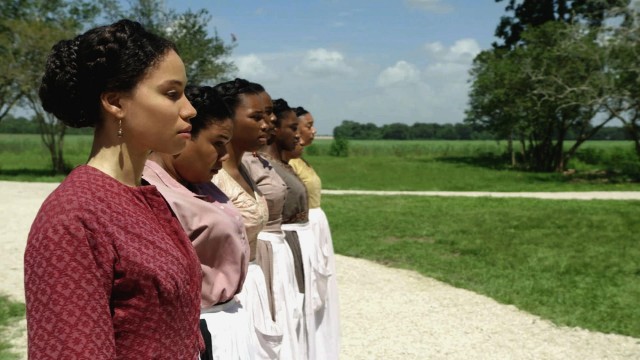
[100,91,125,119]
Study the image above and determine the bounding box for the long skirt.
[199,297,253,360]
[258,230,305,359]
[236,262,283,359]
[309,207,340,359]
[280,221,330,360]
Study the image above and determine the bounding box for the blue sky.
[163,0,507,135]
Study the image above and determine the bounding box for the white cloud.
[234,54,276,80]
[425,38,480,63]
[227,38,481,135]
[376,61,420,87]
[449,38,481,60]
[424,42,445,54]
[405,0,453,13]
[294,48,355,77]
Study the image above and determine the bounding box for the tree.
[3,0,235,173]
[466,48,530,166]
[2,0,99,173]
[494,0,629,49]
[102,0,236,84]
[0,26,23,122]
[603,6,640,159]
[467,0,626,171]
[381,123,411,140]
[467,22,615,171]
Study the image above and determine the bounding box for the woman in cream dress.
[211,78,282,359]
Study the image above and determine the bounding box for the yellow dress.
[289,158,321,209]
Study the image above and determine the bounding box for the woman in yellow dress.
[288,106,340,359]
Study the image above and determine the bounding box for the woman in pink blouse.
[142,85,252,359]
[24,20,203,359]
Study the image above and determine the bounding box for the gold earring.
[117,119,123,138]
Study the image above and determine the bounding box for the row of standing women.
[24,19,339,359]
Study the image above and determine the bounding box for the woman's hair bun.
[39,37,93,127]
[38,19,176,128]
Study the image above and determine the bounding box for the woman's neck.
[224,142,245,172]
[263,143,285,163]
[86,128,148,187]
[147,152,186,186]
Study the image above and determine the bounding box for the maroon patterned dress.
[24,165,204,359]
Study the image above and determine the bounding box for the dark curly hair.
[38,19,177,128]
[212,78,264,117]
[272,98,294,128]
[184,85,232,138]
[248,82,265,93]
[294,106,309,117]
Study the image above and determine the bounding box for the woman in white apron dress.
[288,106,340,359]
[260,99,331,359]
[211,79,285,359]
[242,85,306,359]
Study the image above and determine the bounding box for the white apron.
[258,230,306,359]
[237,262,283,359]
[281,221,330,359]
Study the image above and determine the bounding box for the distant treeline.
[1,116,631,141]
[332,120,630,141]
[0,116,93,135]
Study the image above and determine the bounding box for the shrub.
[304,144,319,156]
[329,137,349,157]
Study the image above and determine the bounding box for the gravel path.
[1,181,639,359]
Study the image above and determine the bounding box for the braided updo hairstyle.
[294,106,309,117]
[38,19,177,128]
[184,85,232,138]
[212,78,264,117]
[272,98,293,128]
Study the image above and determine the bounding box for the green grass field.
[1,134,639,348]
[0,296,25,360]
[2,135,640,189]
[323,195,640,338]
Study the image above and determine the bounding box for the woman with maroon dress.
[24,19,203,359]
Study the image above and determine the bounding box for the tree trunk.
[563,115,614,168]
[628,122,640,160]
[508,132,515,167]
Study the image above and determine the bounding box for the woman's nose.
[182,97,197,120]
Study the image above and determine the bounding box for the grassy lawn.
[323,194,640,338]
[310,155,640,191]
[0,296,25,360]
[2,135,640,190]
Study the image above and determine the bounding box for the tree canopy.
[0,0,237,173]
[467,0,632,171]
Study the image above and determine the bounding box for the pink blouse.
[143,161,249,308]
